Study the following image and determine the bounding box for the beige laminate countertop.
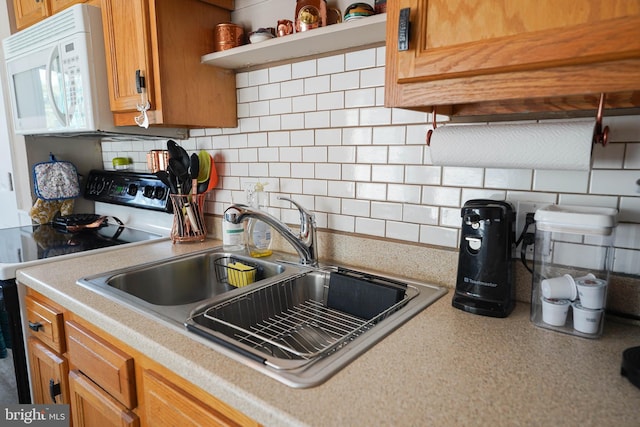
[16,239,640,426]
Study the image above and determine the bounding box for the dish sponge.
[227,262,256,287]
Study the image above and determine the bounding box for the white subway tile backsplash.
[345,88,376,108]
[328,214,355,232]
[360,67,385,88]
[422,186,461,207]
[269,64,291,82]
[357,146,388,164]
[360,107,391,126]
[292,59,316,79]
[106,49,640,276]
[281,79,304,97]
[373,126,405,145]
[355,217,385,237]
[317,92,344,110]
[420,225,458,247]
[590,170,640,196]
[592,142,625,169]
[534,170,589,193]
[387,184,421,204]
[305,111,330,128]
[484,168,532,190]
[304,76,330,94]
[342,164,370,181]
[317,55,345,75]
[371,201,402,220]
[328,180,355,198]
[346,48,376,70]
[328,146,356,163]
[404,204,439,225]
[248,68,269,86]
[342,199,370,216]
[625,143,640,169]
[442,167,484,187]
[357,182,387,200]
[331,71,360,91]
[303,146,327,163]
[316,128,342,146]
[387,221,420,242]
[372,165,404,183]
[330,109,359,127]
[619,196,640,222]
[389,146,423,165]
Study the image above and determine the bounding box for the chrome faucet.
[225,197,318,266]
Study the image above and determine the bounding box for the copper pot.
[147,150,169,173]
[215,23,245,51]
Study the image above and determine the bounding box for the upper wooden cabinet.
[100,0,237,129]
[385,0,640,117]
[13,0,96,30]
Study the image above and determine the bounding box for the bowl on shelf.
[249,27,276,43]
[344,2,375,21]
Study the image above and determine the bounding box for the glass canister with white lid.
[530,205,617,338]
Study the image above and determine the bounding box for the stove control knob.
[127,183,138,196]
[143,185,155,198]
[153,186,166,199]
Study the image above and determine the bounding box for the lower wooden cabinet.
[27,337,69,405]
[141,369,242,427]
[23,289,259,426]
[68,370,139,427]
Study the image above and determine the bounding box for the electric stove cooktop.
[0,170,171,281]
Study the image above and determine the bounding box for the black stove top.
[0,222,162,265]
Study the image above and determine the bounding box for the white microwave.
[2,4,185,138]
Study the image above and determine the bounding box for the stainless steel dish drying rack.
[186,268,420,370]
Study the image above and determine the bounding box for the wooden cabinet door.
[386,0,640,111]
[13,0,50,30]
[50,0,85,14]
[27,337,69,405]
[141,369,250,427]
[69,370,139,427]
[100,0,156,114]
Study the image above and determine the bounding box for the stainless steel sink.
[77,249,290,325]
[78,249,447,388]
[186,265,447,388]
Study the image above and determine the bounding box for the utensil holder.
[170,194,207,243]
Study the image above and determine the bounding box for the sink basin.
[77,249,288,325]
[186,265,447,387]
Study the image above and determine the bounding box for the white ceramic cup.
[541,274,577,300]
[572,302,603,334]
[541,297,570,326]
[575,277,607,309]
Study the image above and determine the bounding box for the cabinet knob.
[49,379,61,404]
[398,8,411,51]
[28,321,43,332]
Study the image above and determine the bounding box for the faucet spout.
[225,197,318,266]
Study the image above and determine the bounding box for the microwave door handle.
[45,45,68,127]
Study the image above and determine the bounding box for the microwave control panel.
[84,170,171,212]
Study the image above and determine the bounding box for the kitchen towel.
[428,121,595,170]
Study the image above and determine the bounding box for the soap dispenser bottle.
[246,182,273,257]
[222,205,245,252]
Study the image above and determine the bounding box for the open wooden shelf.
[201,14,386,70]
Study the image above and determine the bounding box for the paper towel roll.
[429,121,595,170]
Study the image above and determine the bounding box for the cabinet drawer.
[25,295,65,353]
[65,320,136,409]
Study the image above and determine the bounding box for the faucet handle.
[278,197,315,229]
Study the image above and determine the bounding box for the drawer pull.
[398,8,411,51]
[49,379,61,403]
[28,321,43,332]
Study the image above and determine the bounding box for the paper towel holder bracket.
[426,107,437,146]
[593,93,609,146]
